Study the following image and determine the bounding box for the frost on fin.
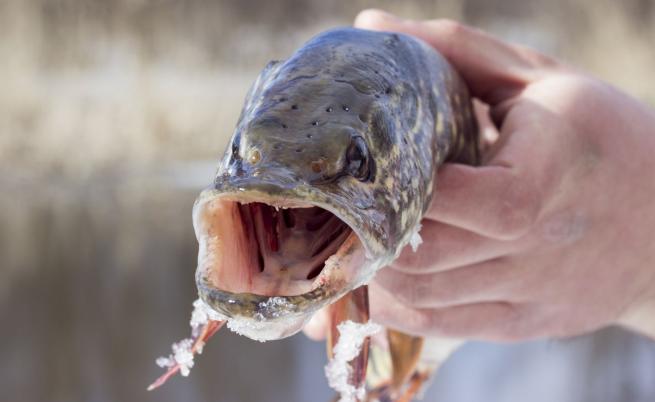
[409,224,423,252]
[147,299,225,391]
[325,320,382,402]
[155,339,195,377]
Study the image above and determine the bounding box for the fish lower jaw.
[223,312,311,342]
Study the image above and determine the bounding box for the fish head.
[193,29,427,341]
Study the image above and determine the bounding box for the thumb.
[354,9,558,105]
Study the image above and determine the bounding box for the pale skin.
[305,9,655,342]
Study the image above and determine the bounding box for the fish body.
[194,27,477,341]
[152,27,478,399]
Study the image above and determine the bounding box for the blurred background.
[2,1,655,402]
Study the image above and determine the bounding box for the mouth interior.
[196,199,353,296]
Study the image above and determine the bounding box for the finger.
[426,101,573,239]
[302,307,329,341]
[354,9,558,105]
[473,99,500,158]
[390,221,514,273]
[426,164,542,240]
[379,257,518,308]
[369,281,522,340]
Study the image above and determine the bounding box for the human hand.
[306,10,655,342]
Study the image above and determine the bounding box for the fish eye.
[346,136,371,181]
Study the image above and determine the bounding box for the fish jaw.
[192,182,390,341]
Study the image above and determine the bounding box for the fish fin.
[326,286,372,401]
[365,330,425,401]
[366,332,464,401]
[147,319,225,391]
[387,329,424,392]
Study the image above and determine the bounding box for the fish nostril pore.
[311,159,326,173]
[248,149,261,164]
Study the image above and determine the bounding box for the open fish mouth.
[193,182,373,337]
[196,199,351,294]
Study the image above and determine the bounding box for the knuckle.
[494,305,540,342]
[549,74,607,108]
[565,75,603,97]
[393,275,454,308]
[375,271,422,306]
[394,281,422,306]
[406,313,433,337]
[516,45,561,70]
[425,309,469,337]
[554,74,616,126]
[412,280,439,305]
[444,303,524,340]
[393,243,447,274]
[426,19,466,57]
[423,278,458,307]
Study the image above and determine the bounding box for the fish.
[149,27,478,401]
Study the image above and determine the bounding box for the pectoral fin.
[326,286,371,401]
[388,329,424,392]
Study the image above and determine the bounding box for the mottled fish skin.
[197,27,478,324]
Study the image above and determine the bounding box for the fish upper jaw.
[208,171,394,256]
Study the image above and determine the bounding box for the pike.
[149,27,478,401]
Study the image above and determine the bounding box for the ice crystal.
[155,338,195,376]
[189,298,223,336]
[409,224,423,252]
[153,299,223,379]
[226,319,270,342]
[325,320,382,402]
